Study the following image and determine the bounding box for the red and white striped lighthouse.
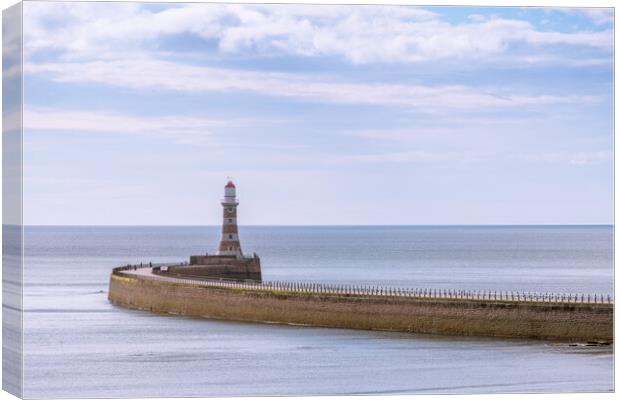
[217,180,243,257]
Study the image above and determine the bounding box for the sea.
[22,225,614,397]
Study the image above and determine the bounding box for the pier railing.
[112,264,614,305]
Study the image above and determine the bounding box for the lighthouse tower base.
[166,253,262,282]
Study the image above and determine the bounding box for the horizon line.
[18,223,614,227]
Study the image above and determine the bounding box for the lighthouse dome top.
[225,180,236,188]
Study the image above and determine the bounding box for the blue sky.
[18,2,613,225]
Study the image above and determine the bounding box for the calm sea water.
[23,226,614,397]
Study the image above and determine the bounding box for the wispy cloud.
[332,150,485,164]
[321,149,612,166]
[515,151,612,166]
[339,115,547,142]
[4,108,22,133]
[25,58,597,113]
[3,63,21,80]
[559,8,614,25]
[23,107,236,144]
[23,3,612,65]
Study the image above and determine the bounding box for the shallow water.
[23,226,614,397]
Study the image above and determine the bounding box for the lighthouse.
[176,180,261,281]
[217,180,243,257]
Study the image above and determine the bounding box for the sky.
[17,2,614,225]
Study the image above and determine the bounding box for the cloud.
[23,108,235,144]
[468,14,486,22]
[332,150,485,164]
[3,63,21,80]
[561,8,614,25]
[3,109,22,133]
[340,115,547,142]
[25,58,596,113]
[320,149,612,166]
[516,151,612,166]
[23,3,612,65]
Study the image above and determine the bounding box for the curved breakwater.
[109,265,613,342]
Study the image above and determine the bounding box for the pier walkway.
[116,264,613,305]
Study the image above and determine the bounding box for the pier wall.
[171,255,262,281]
[108,273,613,342]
